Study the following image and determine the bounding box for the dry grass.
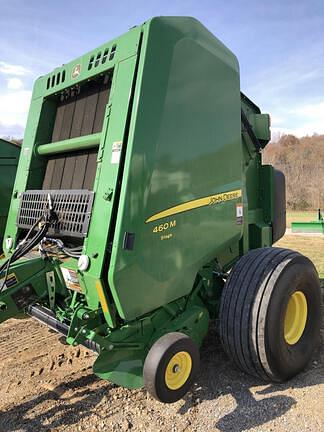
[275,234,324,277]
[279,211,324,277]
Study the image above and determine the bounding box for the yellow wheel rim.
[165,351,192,390]
[284,291,308,345]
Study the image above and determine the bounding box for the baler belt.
[42,74,111,191]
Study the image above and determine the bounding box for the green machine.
[292,209,324,234]
[0,138,20,254]
[0,17,321,403]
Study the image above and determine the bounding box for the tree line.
[263,134,324,210]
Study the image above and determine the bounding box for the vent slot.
[88,55,95,70]
[102,48,109,64]
[95,52,102,67]
[46,70,66,89]
[17,190,95,238]
[88,45,116,70]
[109,45,116,60]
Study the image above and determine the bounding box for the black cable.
[0,195,57,293]
[0,254,13,293]
[0,222,50,293]
[0,216,43,276]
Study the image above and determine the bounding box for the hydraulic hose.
[0,195,57,293]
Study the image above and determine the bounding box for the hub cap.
[165,351,192,390]
[284,291,308,345]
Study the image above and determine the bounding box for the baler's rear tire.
[219,247,321,382]
[143,332,199,403]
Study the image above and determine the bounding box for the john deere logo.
[72,64,81,79]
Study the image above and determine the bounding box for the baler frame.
[0,17,320,404]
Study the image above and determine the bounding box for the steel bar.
[37,133,101,156]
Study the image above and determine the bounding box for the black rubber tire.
[219,247,321,382]
[143,332,200,403]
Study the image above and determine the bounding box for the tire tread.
[219,247,306,381]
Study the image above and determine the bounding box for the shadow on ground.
[180,278,324,432]
[180,324,323,432]
[0,375,114,432]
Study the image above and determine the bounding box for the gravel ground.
[0,286,323,432]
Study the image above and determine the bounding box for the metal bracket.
[241,109,262,153]
[46,271,56,310]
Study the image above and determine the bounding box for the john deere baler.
[0,138,20,253]
[0,17,321,403]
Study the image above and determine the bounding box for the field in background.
[276,211,324,277]
[276,235,324,276]
[286,210,319,228]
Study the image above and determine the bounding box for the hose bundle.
[0,194,57,293]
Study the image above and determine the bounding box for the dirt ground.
[0,247,323,431]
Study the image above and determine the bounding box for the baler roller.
[37,132,101,156]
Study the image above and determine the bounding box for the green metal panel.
[81,28,142,315]
[108,17,243,320]
[291,221,324,234]
[0,139,20,251]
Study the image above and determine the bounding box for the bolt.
[0,302,7,312]
[103,188,113,201]
[82,329,87,335]
[108,344,114,351]
[173,364,180,374]
[82,313,90,320]
[74,327,78,332]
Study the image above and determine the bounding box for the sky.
[0,0,323,139]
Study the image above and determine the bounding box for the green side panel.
[0,139,20,250]
[108,17,243,320]
[250,114,271,143]
[81,27,142,314]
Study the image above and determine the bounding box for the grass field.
[276,235,324,277]
[276,211,324,278]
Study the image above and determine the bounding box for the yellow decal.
[146,189,242,223]
[96,280,109,314]
[161,233,173,241]
[152,220,177,233]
